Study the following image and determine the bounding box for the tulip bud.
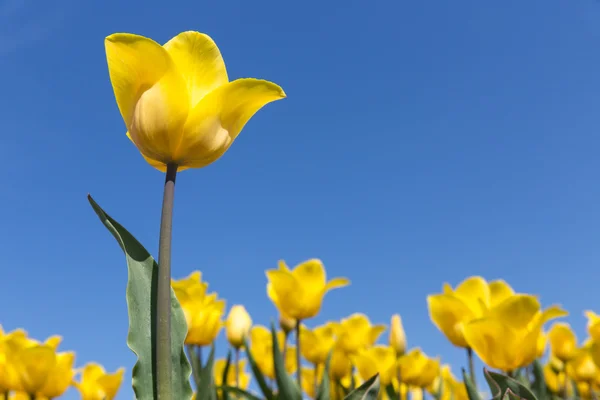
[279,314,297,334]
[389,314,406,356]
[226,305,252,348]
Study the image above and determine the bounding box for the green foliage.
[462,368,482,400]
[484,369,537,400]
[270,323,303,400]
[88,195,193,400]
[344,374,381,400]
[315,352,332,400]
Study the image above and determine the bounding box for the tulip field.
[1,28,599,400]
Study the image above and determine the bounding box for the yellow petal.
[488,294,540,329]
[97,368,125,400]
[453,276,491,316]
[175,78,286,169]
[427,294,473,348]
[266,269,302,319]
[17,345,56,393]
[548,322,577,362]
[39,351,75,398]
[488,280,514,307]
[325,277,351,292]
[278,260,291,272]
[463,318,518,372]
[292,259,327,291]
[105,33,190,165]
[369,325,387,346]
[539,305,568,324]
[163,31,228,107]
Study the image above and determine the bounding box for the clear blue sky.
[1,0,600,398]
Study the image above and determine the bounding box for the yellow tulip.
[249,325,296,380]
[398,348,440,388]
[463,295,567,372]
[567,349,598,383]
[266,259,350,320]
[14,344,56,395]
[427,276,512,348]
[105,31,285,171]
[543,362,571,395]
[279,314,297,334]
[548,322,578,362]
[353,345,397,385]
[429,365,468,400]
[585,311,600,342]
[214,357,251,396]
[73,363,125,400]
[329,343,352,381]
[334,313,386,354]
[301,366,324,399]
[39,351,76,398]
[225,305,252,349]
[300,323,337,365]
[172,272,226,346]
[389,314,406,356]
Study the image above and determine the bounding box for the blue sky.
[1,0,600,398]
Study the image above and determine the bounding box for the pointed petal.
[278,259,291,272]
[292,259,326,290]
[489,294,540,329]
[174,78,285,168]
[325,277,351,292]
[163,31,228,106]
[266,269,301,318]
[105,33,189,164]
[463,318,518,371]
[427,294,473,348]
[369,324,387,346]
[488,280,515,307]
[454,276,491,316]
[97,367,125,400]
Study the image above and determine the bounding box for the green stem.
[467,347,477,388]
[314,363,319,397]
[156,163,178,400]
[282,331,289,360]
[186,344,201,389]
[397,364,403,400]
[235,347,240,388]
[296,319,302,390]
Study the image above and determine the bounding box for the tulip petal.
[266,269,301,318]
[163,31,228,107]
[40,352,75,398]
[489,280,514,307]
[427,294,473,348]
[105,33,190,164]
[325,277,351,292]
[454,276,491,316]
[540,305,568,324]
[292,259,327,290]
[489,294,540,329]
[17,345,57,393]
[369,324,387,346]
[174,78,286,168]
[97,368,125,400]
[463,318,518,372]
[278,260,291,272]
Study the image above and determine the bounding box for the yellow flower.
[389,314,406,356]
[585,311,600,342]
[300,323,337,365]
[429,365,468,400]
[226,305,252,349]
[543,362,569,395]
[172,271,226,346]
[329,343,352,381]
[463,295,567,372]
[567,349,598,383]
[14,344,57,395]
[73,363,125,400]
[213,357,251,397]
[104,31,286,171]
[249,325,295,380]
[39,351,76,398]
[266,259,349,320]
[301,366,324,399]
[548,322,578,362]
[353,345,397,385]
[398,348,440,388]
[427,276,514,348]
[334,313,386,354]
[279,314,297,334]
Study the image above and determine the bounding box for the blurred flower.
[429,365,468,400]
[301,366,324,399]
[427,277,514,348]
[172,271,226,346]
[226,305,252,349]
[334,313,386,354]
[543,362,571,396]
[463,295,567,372]
[398,348,440,388]
[214,357,250,397]
[389,314,406,356]
[300,323,337,365]
[548,322,578,362]
[279,314,296,334]
[585,311,600,342]
[536,331,548,359]
[353,345,397,385]
[73,363,124,400]
[39,351,76,398]
[567,349,598,383]
[104,31,285,171]
[266,259,349,320]
[329,343,352,381]
[249,325,295,380]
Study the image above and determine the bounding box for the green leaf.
[221,386,264,400]
[531,361,549,400]
[462,368,482,400]
[88,195,193,400]
[384,383,399,400]
[221,350,232,400]
[270,323,302,400]
[187,345,202,389]
[197,344,216,400]
[243,338,274,400]
[316,352,332,400]
[484,369,537,400]
[344,373,380,400]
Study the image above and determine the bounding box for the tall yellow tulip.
[225,305,252,349]
[105,31,285,171]
[353,345,397,385]
[548,322,578,362]
[463,295,567,372]
[38,351,76,398]
[398,348,440,388]
[334,313,386,355]
[266,259,350,321]
[300,323,337,366]
[389,314,407,356]
[585,311,600,342]
[249,325,296,380]
[73,363,125,400]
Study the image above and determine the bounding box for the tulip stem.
[466,347,477,387]
[156,163,178,400]
[295,319,302,389]
[235,347,240,387]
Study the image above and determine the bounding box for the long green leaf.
[316,353,332,400]
[344,373,380,400]
[462,368,482,400]
[484,369,537,400]
[270,323,302,400]
[88,195,193,400]
[243,338,274,400]
[197,344,216,400]
[221,386,263,400]
[221,349,232,400]
[531,361,548,400]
